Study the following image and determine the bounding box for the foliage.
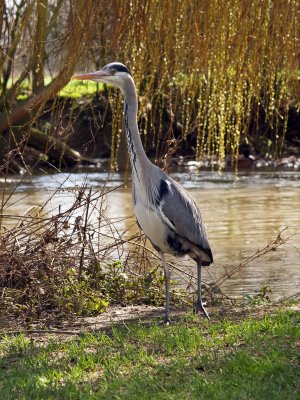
[0,1,299,170]
[0,307,299,399]
[11,78,101,100]
[243,285,272,306]
[0,187,188,321]
[0,0,98,172]
[59,80,103,99]
[0,180,291,322]
[0,255,186,321]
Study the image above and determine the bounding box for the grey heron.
[73,62,213,323]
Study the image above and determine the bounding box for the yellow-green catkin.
[90,0,299,169]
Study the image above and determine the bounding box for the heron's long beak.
[72,70,110,81]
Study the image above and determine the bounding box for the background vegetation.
[0,0,299,172]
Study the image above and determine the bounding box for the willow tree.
[0,0,98,170]
[0,0,299,171]
[90,0,299,168]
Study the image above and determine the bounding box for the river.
[1,168,299,301]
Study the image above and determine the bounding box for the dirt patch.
[1,302,298,344]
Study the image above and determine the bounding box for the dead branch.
[214,228,291,288]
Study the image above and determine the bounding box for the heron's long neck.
[122,80,150,177]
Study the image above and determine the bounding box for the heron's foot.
[194,300,210,320]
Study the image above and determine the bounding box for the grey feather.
[157,173,213,264]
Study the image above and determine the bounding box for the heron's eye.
[111,69,117,75]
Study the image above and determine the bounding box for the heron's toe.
[194,301,210,320]
[194,301,204,313]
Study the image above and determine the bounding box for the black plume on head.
[107,62,131,76]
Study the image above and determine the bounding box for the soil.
[1,302,298,344]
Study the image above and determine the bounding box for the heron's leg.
[195,257,210,320]
[160,252,171,324]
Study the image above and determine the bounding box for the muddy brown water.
[1,168,299,300]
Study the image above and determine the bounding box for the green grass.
[59,80,103,98]
[0,307,299,399]
[6,76,102,100]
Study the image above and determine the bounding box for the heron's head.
[72,62,132,89]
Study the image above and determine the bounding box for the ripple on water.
[1,169,299,300]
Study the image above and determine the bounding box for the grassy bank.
[15,77,102,100]
[0,304,299,399]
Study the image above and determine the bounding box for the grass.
[0,306,299,399]
[59,80,103,98]
[8,76,102,100]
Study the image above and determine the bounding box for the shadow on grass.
[0,308,299,400]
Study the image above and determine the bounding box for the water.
[1,169,299,300]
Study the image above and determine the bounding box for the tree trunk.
[0,0,94,136]
[28,127,81,167]
[32,0,48,92]
[0,1,4,40]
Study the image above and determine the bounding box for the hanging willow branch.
[1,0,299,168]
[97,0,299,167]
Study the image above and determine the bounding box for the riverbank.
[2,94,300,174]
[0,302,299,399]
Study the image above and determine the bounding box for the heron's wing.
[158,177,213,263]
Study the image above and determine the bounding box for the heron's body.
[133,167,212,263]
[73,62,213,323]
